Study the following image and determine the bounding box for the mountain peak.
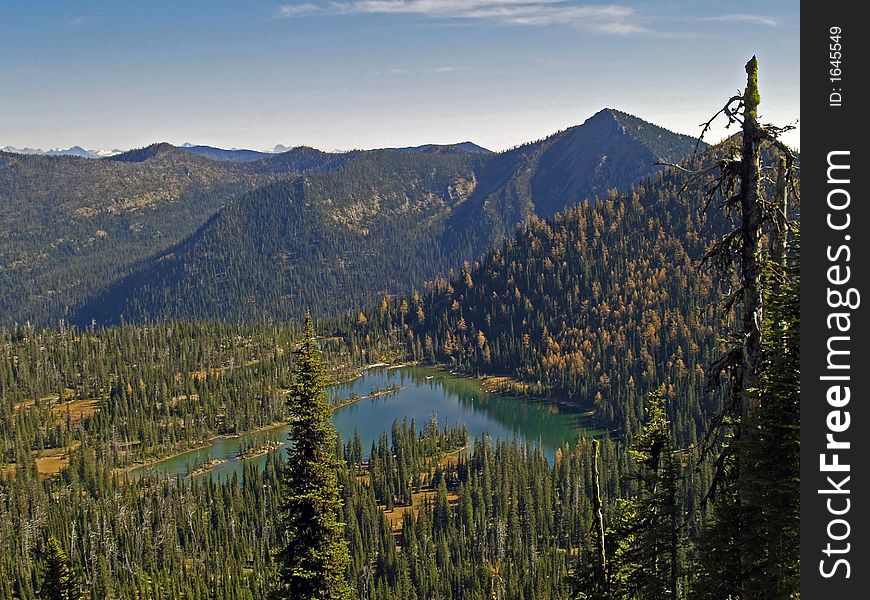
[453,141,491,154]
[592,107,621,118]
[391,141,491,155]
[599,108,705,161]
[580,107,623,127]
[5,112,703,325]
[107,142,178,162]
[505,108,701,219]
[179,145,270,163]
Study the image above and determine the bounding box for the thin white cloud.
[275,1,648,34]
[704,14,778,27]
[275,3,322,17]
[345,0,566,16]
[374,65,467,76]
[68,16,91,27]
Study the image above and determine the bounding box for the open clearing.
[51,398,100,426]
[383,489,461,531]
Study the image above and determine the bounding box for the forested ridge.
[0,143,361,325]
[80,108,697,327]
[74,151,485,324]
[1,109,698,326]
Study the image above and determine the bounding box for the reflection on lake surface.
[129,366,592,482]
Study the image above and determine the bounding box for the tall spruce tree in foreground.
[271,314,351,600]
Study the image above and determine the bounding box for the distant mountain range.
[1,140,492,162]
[0,109,702,325]
[1,143,281,160]
[1,145,124,159]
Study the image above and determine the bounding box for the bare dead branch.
[705,346,742,391]
[695,94,744,154]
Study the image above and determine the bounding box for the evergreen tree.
[271,314,351,600]
[610,393,683,600]
[748,241,800,596]
[39,536,79,600]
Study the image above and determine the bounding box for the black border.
[801,4,868,596]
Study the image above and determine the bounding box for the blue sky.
[0,1,800,152]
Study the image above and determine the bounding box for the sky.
[0,1,800,152]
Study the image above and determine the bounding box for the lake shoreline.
[345,361,597,419]
[421,364,596,417]
[119,418,294,478]
[123,370,389,478]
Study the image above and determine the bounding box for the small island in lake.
[331,385,403,410]
[188,458,228,478]
[236,439,285,461]
[366,385,401,399]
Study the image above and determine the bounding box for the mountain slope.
[74,150,485,322]
[0,143,360,323]
[444,108,701,256]
[68,110,701,325]
[531,108,698,215]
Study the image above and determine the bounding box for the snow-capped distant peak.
[91,148,124,157]
[1,145,124,158]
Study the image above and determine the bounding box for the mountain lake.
[128,366,595,482]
